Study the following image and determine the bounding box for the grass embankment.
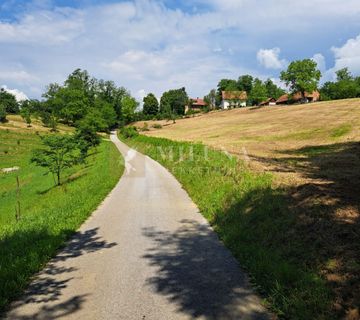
[120,133,333,320]
[0,129,124,312]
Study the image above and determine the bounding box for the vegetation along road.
[5,132,271,320]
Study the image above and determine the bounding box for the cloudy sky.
[1,0,360,101]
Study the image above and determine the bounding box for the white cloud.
[0,8,84,44]
[0,70,38,82]
[331,34,360,75]
[312,53,326,72]
[1,0,360,100]
[1,85,29,101]
[257,48,287,69]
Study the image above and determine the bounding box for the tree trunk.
[57,170,61,186]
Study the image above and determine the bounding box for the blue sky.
[1,0,360,101]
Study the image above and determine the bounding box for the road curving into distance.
[6,132,272,320]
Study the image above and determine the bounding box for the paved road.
[6,133,271,320]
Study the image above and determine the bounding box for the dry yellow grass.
[0,115,74,133]
[136,99,360,161]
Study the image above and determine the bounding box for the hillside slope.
[135,99,360,319]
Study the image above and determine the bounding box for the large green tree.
[122,96,138,124]
[249,79,268,105]
[280,59,321,102]
[40,69,135,130]
[264,79,285,99]
[0,88,19,114]
[237,75,254,93]
[143,93,159,115]
[160,88,188,115]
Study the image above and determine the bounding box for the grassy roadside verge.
[120,132,333,320]
[0,130,124,312]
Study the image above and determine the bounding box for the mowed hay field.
[136,98,360,319]
[0,118,123,312]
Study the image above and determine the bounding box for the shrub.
[140,122,150,132]
[0,105,7,123]
[152,124,162,129]
[121,126,139,138]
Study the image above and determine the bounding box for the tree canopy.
[320,68,360,101]
[39,69,136,130]
[160,87,188,115]
[143,93,159,115]
[0,88,19,114]
[280,59,321,101]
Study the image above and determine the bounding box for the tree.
[122,96,138,124]
[20,102,32,127]
[0,105,6,123]
[143,93,159,115]
[249,79,268,105]
[280,59,321,102]
[203,89,216,110]
[264,79,285,99]
[0,88,19,114]
[160,88,188,115]
[74,120,101,161]
[336,68,352,82]
[320,68,360,100]
[93,98,117,130]
[237,75,253,93]
[31,135,82,186]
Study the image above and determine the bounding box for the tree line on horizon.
[0,69,138,130]
[1,59,360,127]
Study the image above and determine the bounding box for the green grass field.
[120,133,333,320]
[0,129,124,312]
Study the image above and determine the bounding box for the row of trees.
[142,87,189,119]
[0,69,139,130]
[321,68,360,101]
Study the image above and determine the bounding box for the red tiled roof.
[191,98,207,106]
[276,91,320,103]
[259,98,276,106]
[222,91,247,100]
[276,94,289,104]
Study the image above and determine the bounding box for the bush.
[152,124,162,129]
[121,126,139,138]
[139,122,150,132]
[0,105,7,123]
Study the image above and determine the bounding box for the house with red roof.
[185,97,207,113]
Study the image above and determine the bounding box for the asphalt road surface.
[6,133,271,320]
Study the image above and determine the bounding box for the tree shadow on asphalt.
[2,227,117,319]
[142,219,271,320]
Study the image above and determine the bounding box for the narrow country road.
[6,133,271,320]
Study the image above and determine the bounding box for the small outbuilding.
[259,98,277,106]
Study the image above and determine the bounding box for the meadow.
[0,126,123,312]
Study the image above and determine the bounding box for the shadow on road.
[142,219,270,320]
[4,227,116,319]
